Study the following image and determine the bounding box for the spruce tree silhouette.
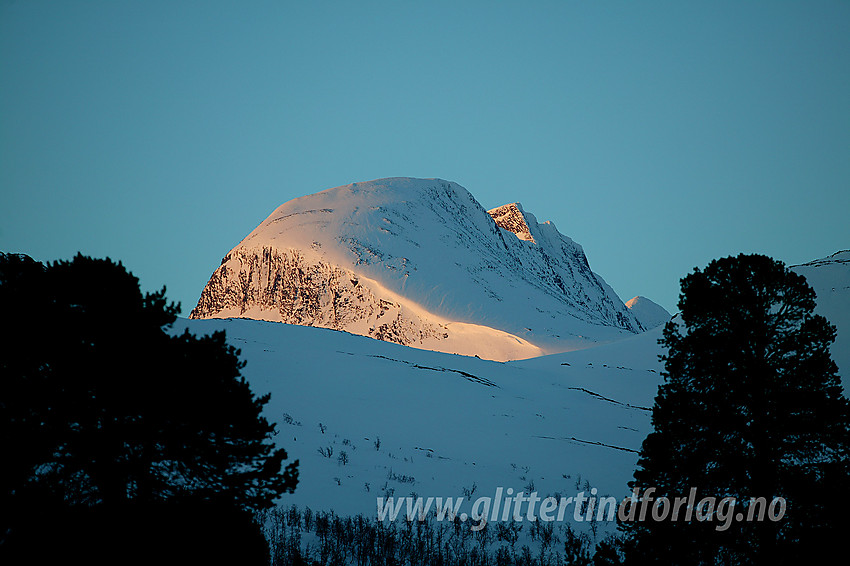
[0,253,298,563]
[622,254,849,565]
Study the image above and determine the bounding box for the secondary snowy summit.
[625,296,671,330]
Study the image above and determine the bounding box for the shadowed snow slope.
[792,250,850,390]
[176,316,663,532]
[190,178,643,361]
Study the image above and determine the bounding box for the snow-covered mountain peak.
[236,177,488,264]
[191,177,644,359]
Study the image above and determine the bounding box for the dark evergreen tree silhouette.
[622,254,849,565]
[0,253,298,558]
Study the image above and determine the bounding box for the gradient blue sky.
[2,1,848,314]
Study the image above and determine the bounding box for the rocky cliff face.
[488,203,535,243]
[190,177,644,359]
[192,246,448,347]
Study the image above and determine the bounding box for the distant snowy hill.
[190,178,646,361]
[792,250,850,390]
[625,296,671,330]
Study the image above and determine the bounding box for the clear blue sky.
[2,1,848,314]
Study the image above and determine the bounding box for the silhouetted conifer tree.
[623,254,849,565]
[0,253,297,560]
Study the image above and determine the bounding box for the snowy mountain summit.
[190,177,644,360]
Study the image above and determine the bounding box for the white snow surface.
[190,178,643,361]
[625,296,671,330]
